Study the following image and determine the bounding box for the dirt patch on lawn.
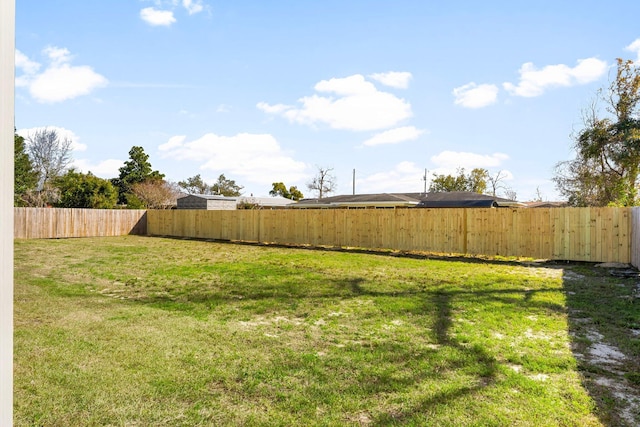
[564,265,640,426]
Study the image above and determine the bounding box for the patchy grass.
[13,236,639,426]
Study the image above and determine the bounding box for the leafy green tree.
[14,132,38,206]
[429,168,488,193]
[211,174,243,197]
[269,182,304,200]
[177,174,212,194]
[288,186,304,201]
[54,169,118,209]
[112,146,164,205]
[554,58,640,206]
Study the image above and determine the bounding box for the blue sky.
[14,0,640,200]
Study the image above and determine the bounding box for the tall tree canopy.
[211,174,243,197]
[269,182,304,200]
[177,173,244,197]
[554,58,640,206]
[14,132,38,206]
[54,169,118,209]
[25,128,73,206]
[177,174,212,195]
[112,146,164,206]
[429,168,488,194]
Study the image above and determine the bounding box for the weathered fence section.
[14,208,147,239]
[147,207,632,263]
[632,208,640,268]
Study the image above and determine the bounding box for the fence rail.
[147,207,633,264]
[14,208,147,239]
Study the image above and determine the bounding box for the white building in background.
[176,194,295,210]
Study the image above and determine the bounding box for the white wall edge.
[1,0,15,424]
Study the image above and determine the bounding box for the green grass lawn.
[14,236,640,426]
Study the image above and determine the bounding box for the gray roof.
[178,194,238,201]
[293,192,522,208]
[293,193,425,208]
[415,192,521,208]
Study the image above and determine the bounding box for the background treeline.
[14,132,244,209]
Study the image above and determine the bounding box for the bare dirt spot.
[570,324,640,425]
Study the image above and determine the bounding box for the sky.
[14,0,640,201]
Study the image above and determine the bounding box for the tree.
[503,187,518,201]
[554,58,640,206]
[487,170,509,197]
[269,182,304,200]
[177,174,212,195]
[25,128,73,206]
[112,146,164,205]
[533,187,544,202]
[429,168,488,194]
[54,169,118,209]
[130,180,181,209]
[211,174,243,197]
[14,132,38,206]
[307,167,336,199]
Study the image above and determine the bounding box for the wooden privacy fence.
[148,207,633,263]
[632,207,640,268]
[14,208,147,239]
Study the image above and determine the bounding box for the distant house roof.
[292,193,426,208]
[237,196,295,207]
[292,192,522,209]
[415,192,523,208]
[522,201,568,208]
[177,194,295,208]
[178,194,238,201]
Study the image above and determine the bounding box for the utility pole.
[352,169,356,195]
[422,168,428,194]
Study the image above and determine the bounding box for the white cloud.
[42,46,72,66]
[625,38,640,63]
[140,7,176,26]
[158,132,307,186]
[15,50,40,75]
[258,74,412,131]
[159,135,187,151]
[30,65,108,103]
[357,162,425,193]
[503,58,607,97]
[72,159,123,178]
[17,126,87,152]
[362,126,426,146]
[368,71,412,89]
[430,151,509,169]
[256,102,292,114]
[16,47,107,103]
[452,83,499,108]
[182,0,204,15]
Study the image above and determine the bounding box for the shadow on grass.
[367,289,500,425]
[562,266,640,427]
[129,266,567,424]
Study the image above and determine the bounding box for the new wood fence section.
[148,207,632,263]
[14,208,147,239]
